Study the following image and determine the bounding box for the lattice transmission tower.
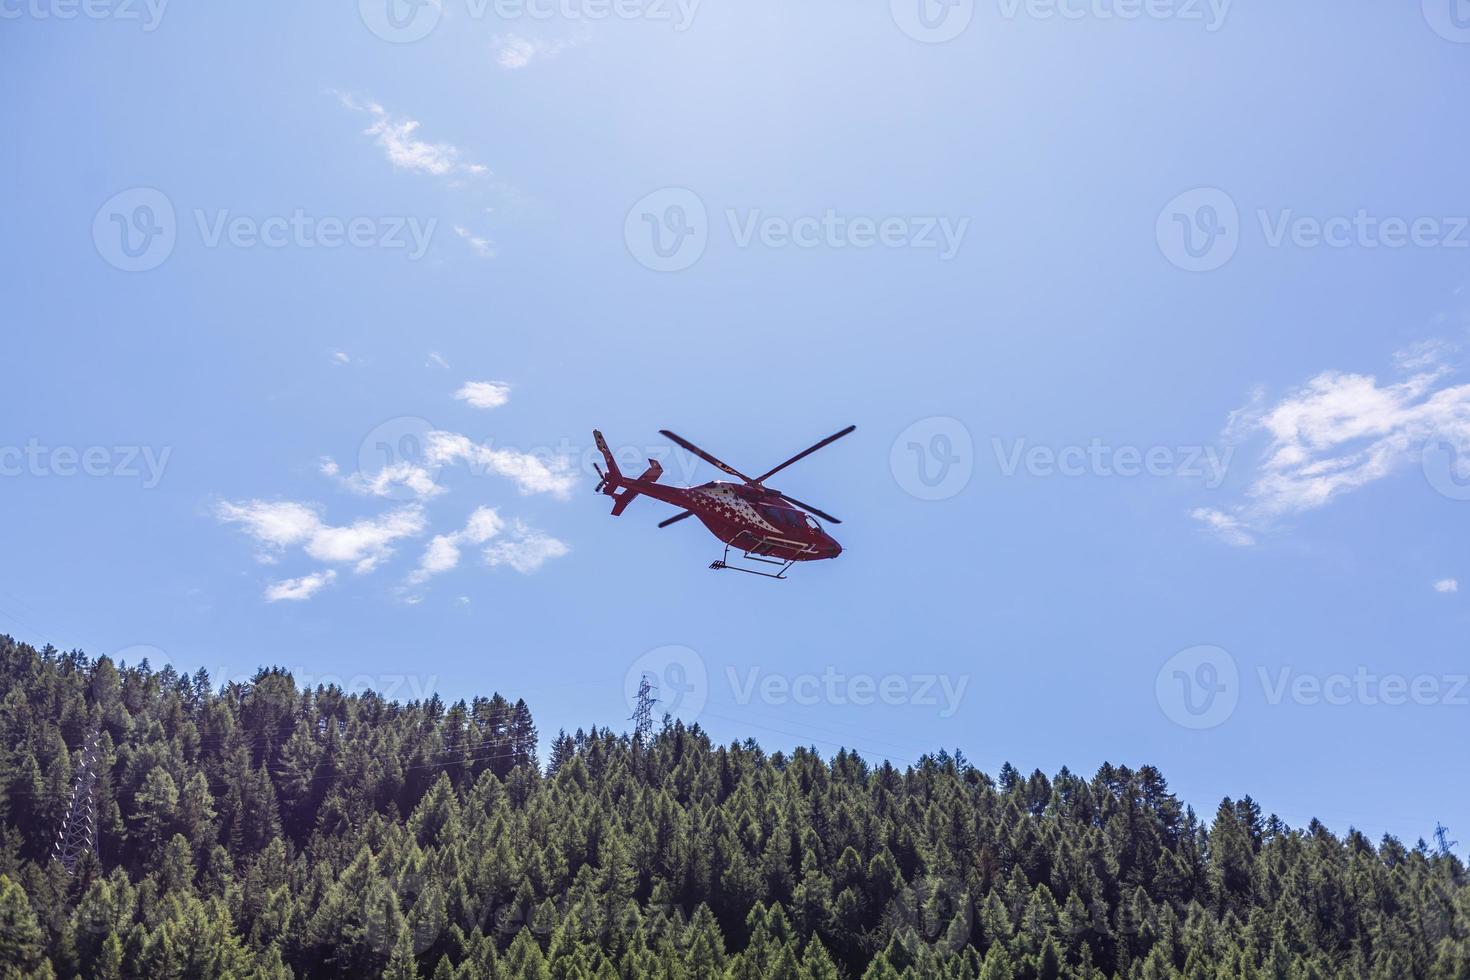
[1434,823,1459,858]
[630,673,659,740]
[52,729,101,877]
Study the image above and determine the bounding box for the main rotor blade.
[658,510,694,528]
[753,425,856,485]
[659,430,758,485]
[776,493,841,525]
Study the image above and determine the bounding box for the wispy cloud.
[408,506,504,584]
[453,225,495,258]
[491,31,581,69]
[330,350,352,366]
[322,457,443,500]
[265,570,337,602]
[339,94,488,180]
[426,430,576,497]
[427,351,450,370]
[1434,578,1459,594]
[484,521,570,573]
[1194,342,1470,545]
[453,381,512,409]
[216,500,427,575]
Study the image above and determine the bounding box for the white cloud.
[426,430,576,497]
[483,522,570,574]
[427,351,450,370]
[215,500,320,550]
[453,380,511,409]
[1434,578,1459,593]
[331,350,352,365]
[1190,507,1255,547]
[264,570,337,602]
[339,94,488,180]
[408,506,505,584]
[305,507,427,573]
[1194,343,1470,545]
[453,226,495,258]
[216,500,427,575]
[326,457,443,500]
[492,32,578,69]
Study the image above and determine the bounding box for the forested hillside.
[0,635,1465,979]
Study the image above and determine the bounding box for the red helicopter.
[593,425,855,579]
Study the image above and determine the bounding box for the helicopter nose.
[825,538,842,558]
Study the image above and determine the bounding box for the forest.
[0,633,1466,979]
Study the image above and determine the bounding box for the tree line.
[0,634,1465,979]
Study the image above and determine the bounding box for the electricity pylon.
[52,729,100,877]
[630,674,659,740]
[1434,823,1459,858]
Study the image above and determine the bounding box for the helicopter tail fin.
[593,430,663,516]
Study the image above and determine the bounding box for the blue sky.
[3,0,1470,850]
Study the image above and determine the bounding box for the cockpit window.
[763,506,809,531]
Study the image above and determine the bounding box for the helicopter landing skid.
[709,533,814,580]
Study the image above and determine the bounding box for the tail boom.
[594,430,664,516]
